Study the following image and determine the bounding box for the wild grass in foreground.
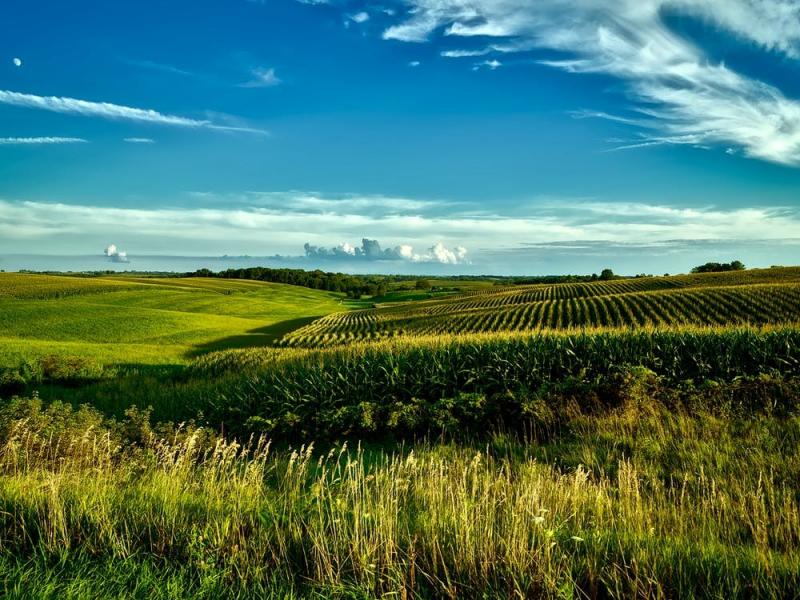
[1,395,799,599]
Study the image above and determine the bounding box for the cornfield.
[279,268,800,347]
[195,327,800,438]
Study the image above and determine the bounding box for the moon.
[12,58,22,67]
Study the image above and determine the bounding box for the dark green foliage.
[213,329,800,439]
[0,355,107,395]
[414,279,432,290]
[190,266,389,298]
[692,260,746,273]
[599,268,615,280]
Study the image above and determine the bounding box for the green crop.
[280,268,800,347]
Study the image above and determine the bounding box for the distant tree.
[599,269,615,281]
[415,279,432,290]
[691,261,746,274]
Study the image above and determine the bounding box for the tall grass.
[1,396,799,598]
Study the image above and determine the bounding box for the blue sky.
[2,0,800,274]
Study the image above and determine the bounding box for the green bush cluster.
[0,355,107,395]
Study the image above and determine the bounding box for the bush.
[692,260,746,273]
[0,355,108,396]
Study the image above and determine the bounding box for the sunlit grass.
[0,397,798,598]
[0,274,346,368]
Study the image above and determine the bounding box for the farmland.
[280,267,800,346]
[2,268,800,598]
[0,273,346,367]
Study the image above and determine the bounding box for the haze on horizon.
[2,0,800,275]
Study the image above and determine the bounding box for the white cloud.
[12,58,22,68]
[377,0,800,166]
[475,59,502,70]
[239,67,282,88]
[0,90,267,134]
[0,137,87,145]
[408,60,421,67]
[104,243,129,263]
[349,11,370,23]
[419,242,468,264]
[126,59,194,77]
[123,137,155,144]
[441,48,492,58]
[305,238,469,264]
[1,195,799,259]
[337,241,357,255]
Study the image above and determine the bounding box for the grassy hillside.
[280,267,800,347]
[0,274,345,367]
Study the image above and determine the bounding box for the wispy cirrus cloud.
[125,59,196,77]
[0,90,267,134]
[368,0,800,167]
[239,67,282,88]
[123,137,155,144]
[0,136,87,145]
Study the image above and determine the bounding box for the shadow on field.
[187,315,319,357]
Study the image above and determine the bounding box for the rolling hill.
[0,273,346,366]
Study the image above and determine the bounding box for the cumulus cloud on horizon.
[104,243,129,263]
[304,238,469,264]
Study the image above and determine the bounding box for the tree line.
[189,267,389,298]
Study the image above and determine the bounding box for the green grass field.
[2,268,800,598]
[0,273,346,367]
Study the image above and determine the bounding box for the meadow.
[0,273,346,368]
[1,269,800,598]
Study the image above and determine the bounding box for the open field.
[0,273,346,367]
[2,268,800,597]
